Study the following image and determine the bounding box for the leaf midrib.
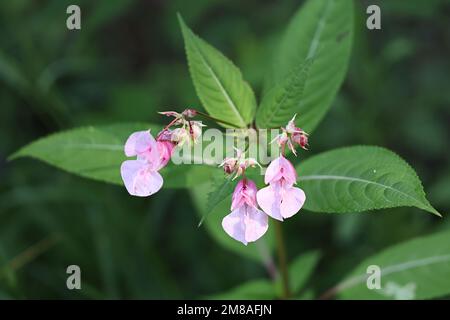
[190,34,247,128]
[260,62,310,128]
[337,253,450,293]
[299,174,430,212]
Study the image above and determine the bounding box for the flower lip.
[231,178,258,210]
[264,155,297,186]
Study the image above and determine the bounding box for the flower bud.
[292,132,308,150]
[171,127,190,145]
[220,158,237,174]
[190,121,204,143]
[182,109,197,118]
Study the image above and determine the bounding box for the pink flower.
[121,130,173,197]
[222,179,269,245]
[256,156,306,221]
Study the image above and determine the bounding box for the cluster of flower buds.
[273,114,309,156]
[159,110,205,146]
[219,148,260,180]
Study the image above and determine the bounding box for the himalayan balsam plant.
[11,0,447,300]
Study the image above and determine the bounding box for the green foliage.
[256,58,313,129]
[338,230,450,300]
[10,123,216,188]
[288,250,321,294]
[208,280,276,300]
[178,14,256,128]
[201,174,237,227]
[297,146,440,216]
[262,0,354,132]
[2,0,448,300]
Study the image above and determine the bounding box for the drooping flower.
[222,179,268,245]
[121,129,176,197]
[121,130,164,197]
[256,156,306,221]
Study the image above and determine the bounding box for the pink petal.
[222,205,269,245]
[222,207,247,245]
[264,157,284,184]
[257,182,305,220]
[120,160,163,197]
[156,141,175,170]
[256,185,283,221]
[264,156,297,185]
[244,206,269,243]
[231,179,258,210]
[124,130,158,160]
[280,186,306,219]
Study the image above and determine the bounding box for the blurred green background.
[1,0,449,299]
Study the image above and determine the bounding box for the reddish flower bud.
[182,109,197,118]
[292,132,308,150]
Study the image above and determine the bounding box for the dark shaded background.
[0,0,449,299]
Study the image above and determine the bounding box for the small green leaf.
[289,250,321,294]
[257,58,313,129]
[10,123,216,189]
[263,0,354,132]
[178,14,256,128]
[297,146,440,216]
[275,250,321,296]
[337,230,450,300]
[207,280,276,300]
[200,174,237,227]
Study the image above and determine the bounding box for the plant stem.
[274,220,290,299]
[195,110,241,129]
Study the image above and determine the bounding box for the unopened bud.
[182,109,197,118]
[220,158,237,174]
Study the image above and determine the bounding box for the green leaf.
[178,14,256,128]
[201,174,237,227]
[207,280,276,300]
[337,230,450,300]
[10,123,216,188]
[256,58,313,129]
[274,250,321,297]
[289,250,321,294]
[297,146,440,216]
[262,0,354,132]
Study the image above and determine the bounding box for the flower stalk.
[274,220,291,299]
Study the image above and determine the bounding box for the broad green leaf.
[297,146,440,216]
[289,250,321,294]
[337,230,450,300]
[178,14,256,128]
[207,279,276,300]
[256,58,313,129]
[275,250,321,296]
[10,123,216,188]
[191,181,275,262]
[261,0,354,132]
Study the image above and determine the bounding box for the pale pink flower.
[222,179,268,245]
[121,130,166,197]
[256,156,306,221]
